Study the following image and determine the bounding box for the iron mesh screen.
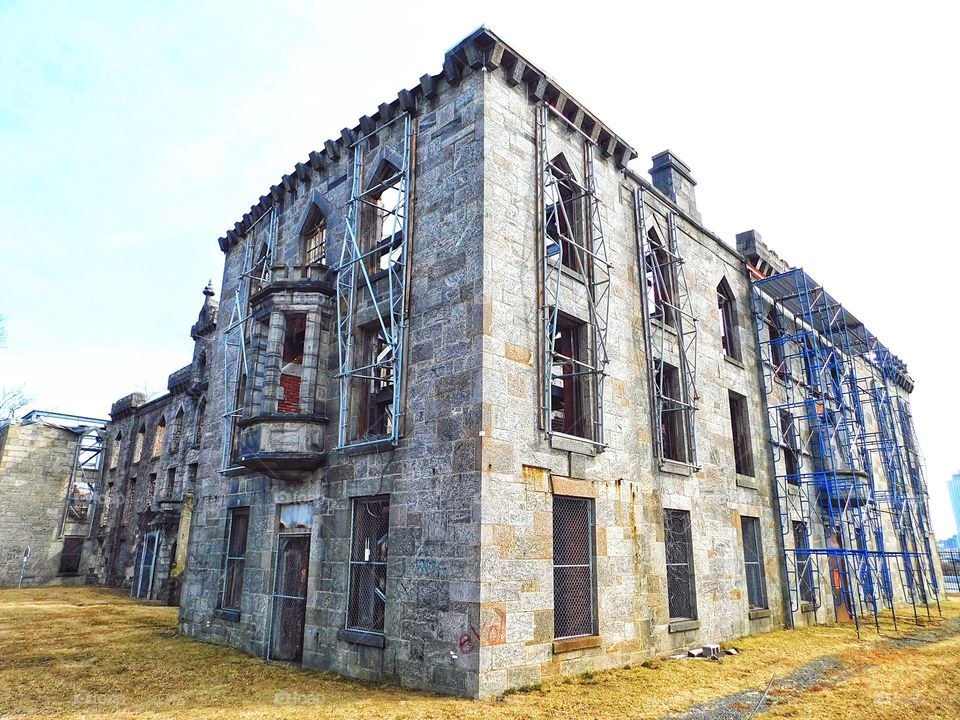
[664,509,697,620]
[347,496,389,633]
[553,495,594,639]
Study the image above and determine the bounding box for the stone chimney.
[650,150,700,223]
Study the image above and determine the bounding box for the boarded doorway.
[269,503,312,662]
[827,531,853,622]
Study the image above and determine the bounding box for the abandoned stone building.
[91,283,220,603]
[0,410,107,587]
[1,26,940,700]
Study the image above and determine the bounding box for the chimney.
[650,150,700,223]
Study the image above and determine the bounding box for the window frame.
[657,362,690,464]
[552,494,597,640]
[792,520,816,605]
[221,507,250,613]
[645,227,678,327]
[549,315,590,440]
[664,509,697,622]
[741,516,768,610]
[779,409,800,483]
[544,154,587,276]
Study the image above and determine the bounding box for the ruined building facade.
[62,28,941,697]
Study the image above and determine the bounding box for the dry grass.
[0,587,958,719]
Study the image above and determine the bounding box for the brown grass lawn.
[0,587,958,719]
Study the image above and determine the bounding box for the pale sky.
[1,1,958,536]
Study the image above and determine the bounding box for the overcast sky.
[1,1,958,536]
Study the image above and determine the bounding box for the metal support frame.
[536,103,610,449]
[635,188,699,469]
[335,113,414,450]
[133,528,161,600]
[221,206,279,471]
[58,427,105,539]
[751,267,939,634]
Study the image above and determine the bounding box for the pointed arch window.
[364,160,405,274]
[171,407,185,452]
[110,432,122,469]
[153,417,166,457]
[194,399,206,449]
[134,425,146,462]
[717,278,740,360]
[544,154,586,274]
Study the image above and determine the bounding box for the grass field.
[0,587,958,719]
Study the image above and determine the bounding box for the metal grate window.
[664,509,697,621]
[347,496,389,634]
[741,516,767,610]
[221,507,249,611]
[553,495,596,639]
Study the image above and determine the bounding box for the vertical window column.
[728,391,755,477]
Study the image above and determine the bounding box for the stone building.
[0,410,106,587]
[92,283,220,603]
[83,27,940,697]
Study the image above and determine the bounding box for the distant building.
[0,410,107,587]
[949,472,960,537]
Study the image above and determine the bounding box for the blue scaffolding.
[751,267,939,635]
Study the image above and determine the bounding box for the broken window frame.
[221,507,250,612]
[302,216,327,268]
[766,308,787,380]
[728,390,755,477]
[346,495,390,635]
[549,316,590,440]
[644,227,678,327]
[741,516,768,610]
[657,362,691,464]
[171,407,185,453]
[664,509,697,622]
[553,494,597,640]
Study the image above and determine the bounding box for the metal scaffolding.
[335,112,414,450]
[58,426,105,539]
[535,103,610,449]
[635,189,699,469]
[751,267,939,634]
[222,206,278,471]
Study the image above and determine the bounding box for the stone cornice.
[217,27,639,253]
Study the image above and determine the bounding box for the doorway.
[269,503,312,662]
[133,530,160,600]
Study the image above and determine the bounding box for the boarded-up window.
[221,507,250,612]
[741,516,767,610]
[553,495,595,639]
[664,509,697,621]
[347,496,389,633]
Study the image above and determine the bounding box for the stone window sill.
[668,619,700,633]
[749,608,771,620]
[800,602,815,614]
[659,460,694,477]
[213,608,240,622]
[550,433,597,456]
[338,629,385,648]
[553,635,601,654]
[736,473,759,490]
[723,355,745,369]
